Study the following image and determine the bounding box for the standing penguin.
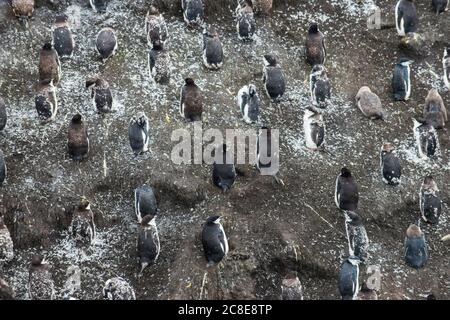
[0,97,7,131]
[392,58,413,101]
[310,64,331,107]
[380,143,402,185]
[256,127,283,184]
[237,84,260,124]
[305,23,326,66]
[137,215,160,274]
[180,78,203,122]
[134,185,157,223]
[0,217,14,266]
[424,89,447,129]
[67,114,89,162]
[395,0,419,36]
[236,0,256,41]
[86,77,113,113]
[145,6,168,47]
[338,256,360,300]
[35,80,58,122]
[52,14,75,58]
[263,54,286,101]
[202,27,224,70]
[0,149,5,187]
[128,112,150,155]
[70,198,96,245]
[443,48,450,90]
[96,27,118,61]
[404,224,428,269]
[12,0,34,25]
[148,40,171,84]
[303,107,325,151]
[432,0,448,14]
[39,43,61,86]
[202,215,229,266]
[355,86,385,120]
[212,144,236,192]
[420,176,442,224]
[102,277,136,300]
[335,167,359,211]
[181,0,204,27]
[281,272,303,300]
[413,119,439,158]
[90,0,108,13]
[28,255,56,300]
[344,211,369,262]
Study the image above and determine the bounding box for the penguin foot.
[273,175,284,186]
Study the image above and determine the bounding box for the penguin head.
[241,0,253,8]
[406,224,422,238]
[248,84,257,96]
[381,142,395,153]
[78,197,91,211]
[398,57,413,66]
[311,64,326,77]
[340,167,352,178]
[347,255,361,266]
[71,114,82,124]
[206,215,222,224]
[412,118,426,129]
[85,77,99,89]
[141,214,155,226]
[31,254,45,266]
[422,175,438,191]
[185,78,196,86]
[55,14,68,25]
[304,106,317,118]
[153,40,164,50]
[308,22,319,34]
[136,112,148,126]
[263,54,277,67]
[345,211,362,225]
[148,5,159,16]
[42,43,53,51]
[203,25,218,38]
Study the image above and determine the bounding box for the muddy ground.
[0,0,449,300]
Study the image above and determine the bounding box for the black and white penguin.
[202,215,229,266]
[404,224,428,269]
[145,6,168,47]
[70,198,96,245]
[256,127,283,183]
[0,149,5,187]
[355,86,385,120]
[0,97,6,131]
[344,211,369,262]
[395,0,419,36]
[148,40,171,84]
[236,0,256,41]
[305,22,326,66]
[181,0,204,27]
[35,80,58,122]
[357,282,378,300]
[12,0,34,25]
[263,54,286,101]
[202,27,224,70]
[380,142,401,185]
[0,216,14,265]
[180,78,203,122]
[413,118,439,158]
[52,14,75,58]
[67,114,89,162]
[212,144,236,192]
[281,272,303,300]
[128,112,149,155]
[432,0,448,14]
[420,176,442,224]
[444,48,450,90]
[134,185,157,223]
[90,0,108,13]
[335,167,359,211]
[96,27,118,61]
[237,84,260,124]
[338,256,360,300]
[310,64,331,107]
[424,88,447,129]
[303,107,325,151]
[137,215,160,274]
[392,58,413,101]
[102,277,136,300]
[28,255,56,300]
[86,77,113,113]
[39,43,61,86]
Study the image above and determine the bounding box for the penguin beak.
[139,262,149,275]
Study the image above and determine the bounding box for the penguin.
[432,0,448,14]
[202,215,229,266]
[11,0,34,25]
[335,167,359,211]
[419,176,442,224]
[413,118,439,158]
[305,22,326,66]
[344,211,369,262]
[380,143,402,185]
[395,0,419,36]
[310,64,331,107]
[145,6,168,47]
[52,14,75,58]
[338,256,360,300]
[443,48,450,90]
[70,198,96,245]
[39,43,61,86]
[148,40,171,84]
[0,149,5,187]
[303,107,325,151]
[237,84,260,124]
[180,78,203,122]
[137,215,160,274]
[0,216,14,265]
[257,127,283,184]
[102,277,136,300]
[357,282,378,300]
[67,114,89,162]
[27,255,56,300]
[0,277,14,300]
[96,27,118,61]
[263,54,286,101]
[424,88,447,129]
[404,224,428,269]
[181,0,204,27]
[355,86,385,120]
[128,112,149,155]
[281,272,303,300]
[90,0,108,13]
[134,185,157,223]
[212,144,236,192]
[35,80,58,122]
[86,77,113,113]
[202,27,224,70]
[236,0,256,41]
[392,58,413,101]
[0,97,7,131]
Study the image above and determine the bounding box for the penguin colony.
[0,0,449,300]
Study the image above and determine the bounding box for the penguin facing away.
[67,114,89,162]
[263,54,286,101]
[128,112,150,155]
[96,27,118,61]
[39,43,61,86]
[335,167,359,211]
[134,185,158,223]
[338,256,360,300]
[28,255,56,300]
[70,198,96,245]
[344,211,369,262]
[303,107,325,151]
[424,88,447,129]
[182,0,204,27]
[419,176,442,224]
[237,84,260,124]
[102,277,136,300]
[404,224,428,269]
[413,118,439,158]
[202,215,229,266]
[236,0,256,41]
[305,22,326,66]
[355,86,385,120]
[145,6,168,47]
[202,27,224,70]
[52,14,75,58]
[0,216,14,265]
[137,215,160,274]
[180,78,203,122]
[86,77,113,113]
[310,64,331,107]
[392,58,413,101]
[212,144,236,192]
[380,142,402,185]
[35,80,58,122]
[395,0,419,36]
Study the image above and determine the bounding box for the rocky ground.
[0,0,449,300]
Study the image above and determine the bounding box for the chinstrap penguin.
[237,84,260,124]
[182,0,204,27]
[236,0,256,41]
[303,107,325,151]
[395,0,419,36]
[145,6,168,47]
[263,54,286,101]
[134,185,158,223]
[180,78,203,122]
[310,64,331,107]
[335,167,359,211]
[137,215,160,274]
[338,256,360,300]
[419,176,442,224]
[35,80,58,122]
[86,77,113,113]
[404,224,428,269]
[202,27,224,70]
[344,211,369,262]
[413,118,439,158]
[380,142,402,185]
[202,215,229,266]
[67,114,89,162]
[128,112,150,155]
[52,14,75,58]
[212,144,236,192]
[392,58,413,101]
